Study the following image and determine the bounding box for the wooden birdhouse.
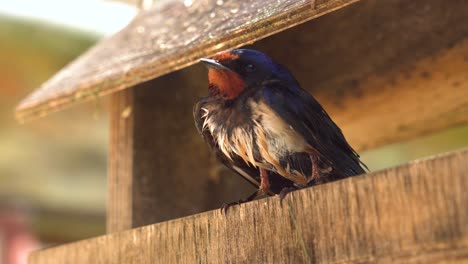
[17,0,468,262]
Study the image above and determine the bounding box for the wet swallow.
[194,49,367,211]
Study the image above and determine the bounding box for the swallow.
[194,49,367,211]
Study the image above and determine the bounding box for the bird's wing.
[260,82,367,177]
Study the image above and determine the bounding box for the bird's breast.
[200,97,311,184]
[200,100,257,166]
[249,100,308,155]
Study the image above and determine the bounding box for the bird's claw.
[220,199,244,215]
[220,189,263,215]
[279,187,298,205]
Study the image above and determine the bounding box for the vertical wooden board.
[30,149,468,263]
[107,89,135,232]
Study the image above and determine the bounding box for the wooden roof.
[15,0,359,121]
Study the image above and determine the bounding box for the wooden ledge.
[30,148,468,263]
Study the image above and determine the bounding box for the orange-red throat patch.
[208,69,245,99]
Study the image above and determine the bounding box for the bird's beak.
[200,58,233,72]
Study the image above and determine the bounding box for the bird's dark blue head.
[200,49,296,100]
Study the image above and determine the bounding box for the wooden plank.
[326,38,468,150]
[107,89,134,232]
[15,0,360,121]
[29,148,468,263]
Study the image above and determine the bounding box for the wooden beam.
[30,148,468,263]
[107,89,134,232]
[328,39,468,150]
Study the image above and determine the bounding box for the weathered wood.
[29,148,468,263]
[107,79,254,231]
[15,0,360,121]
[327,38,468,150]
[107,89,135,232]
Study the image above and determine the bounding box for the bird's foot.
[279,186,298,205]
[259,168,271,195]
[220,200,244,214]
[220,190,260,215]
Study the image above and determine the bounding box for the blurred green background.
[0,1,136,250]
[0,15,107,243]
[0,0,467,250]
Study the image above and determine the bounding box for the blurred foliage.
[0,15,96,115]
[0,15,106,242]
[361,125,468,171]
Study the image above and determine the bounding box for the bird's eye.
[244,64,256,72]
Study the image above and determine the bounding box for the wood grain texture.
[15,0,359,121]
[328,38,468,150]
[107,89,134,232]
[30,148,468,263]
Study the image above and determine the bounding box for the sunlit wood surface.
[30,148,468,263]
